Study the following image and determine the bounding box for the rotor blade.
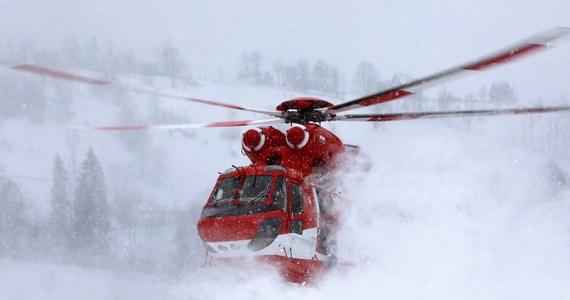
[68,118,285,131]
[2,62,281,117]
[335,106,570,122]
[119,85,281,117]
[9,64,112,85]
[325,27,570,114]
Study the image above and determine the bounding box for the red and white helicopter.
[4,27,570,283]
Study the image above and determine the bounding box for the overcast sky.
[1,0,569,102]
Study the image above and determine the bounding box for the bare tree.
[353,60,380,95]
[238,51,264,84]
[155,39,188,87]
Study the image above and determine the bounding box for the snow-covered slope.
[167,121,570,300]
[0,260,171,300]
[1,77,569,299]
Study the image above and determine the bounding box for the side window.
[291,183,304,215]
[271,176,287,211]
[291,219,303,234]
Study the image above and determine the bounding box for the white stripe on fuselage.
[205,228,327,261]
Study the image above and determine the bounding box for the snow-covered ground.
[1,77,569,299]
[1,0,570,298]
[168,121,570,300]
[0,259,173,300]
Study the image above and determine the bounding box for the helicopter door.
[289,183,304,235]
[315,188,334,254]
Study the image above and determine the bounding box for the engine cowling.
[242,128,266,152]
[285,124,344,175]
[286,125,310,149]
[240,124,345,178]
[242,126,287,166]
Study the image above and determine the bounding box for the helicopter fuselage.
[197,122,349,282]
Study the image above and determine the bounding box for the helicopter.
[3,27,570,283]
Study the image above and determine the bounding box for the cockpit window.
[238,175,273,202]
[211,176,240,203]
[271,176,287,211]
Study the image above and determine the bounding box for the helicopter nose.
[198,215,284,254]
[197,215,262,243]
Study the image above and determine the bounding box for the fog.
[2,0,570,98]
[168,121,570,300]
[1,1,570,299]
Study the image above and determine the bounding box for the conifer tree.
[50,154,71,248]
[489,82,516,104]
[0,178,26,255]
[71,147,110,254]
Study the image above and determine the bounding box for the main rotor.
[3,27,570,131]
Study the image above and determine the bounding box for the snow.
[0,260,171,300]
[1,1,570,298]
[5,96,570,299]
[164,121,570,300]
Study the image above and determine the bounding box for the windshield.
[238,175,274,202]
[211,176,240,203]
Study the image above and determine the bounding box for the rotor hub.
[277,97,335,124]
[276,97,334,112]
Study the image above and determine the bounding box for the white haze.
[160,120,570,300]
[1,0,570,99]
[4,83,570,299]
[1,1,570,299]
